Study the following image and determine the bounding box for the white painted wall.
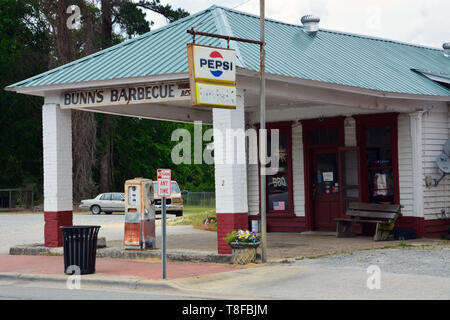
[292,123,305,217]
[247,162,259,216]
[422,107,450,220]
[213,89,248,214]
[398,114,415,217]
[42,103,73,212]
[344,117,357,147]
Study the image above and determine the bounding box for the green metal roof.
[7,5,450,97]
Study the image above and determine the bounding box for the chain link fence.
[182,191,215,208]
[0,188,34,211]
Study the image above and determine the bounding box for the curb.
[0,272,270,299]
[9,245,233,264]
[0,272,179,291]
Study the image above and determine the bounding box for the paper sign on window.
[323,172,334,182]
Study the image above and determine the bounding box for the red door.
[311,149,340,231]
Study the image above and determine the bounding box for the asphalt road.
[0,281,209,300]
[0,213,182,254]
[1,247,449,300]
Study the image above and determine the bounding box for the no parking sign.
[157,169,171,197]
[157,168,171,280]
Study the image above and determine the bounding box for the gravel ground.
[297,248,450,277]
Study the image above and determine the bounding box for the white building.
[6,6,450,254]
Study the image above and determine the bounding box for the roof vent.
[301,15,320,34]
[444,43,450,58]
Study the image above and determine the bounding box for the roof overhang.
[241,69,450,102]
[6,67,450,103]
[4,72,191,97]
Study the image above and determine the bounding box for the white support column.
[409,111,424,219]
[213,88,248,254]
[42,103,73,247]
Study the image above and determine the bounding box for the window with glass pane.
[315,153,338,195]
[100,193,111,200]
[340,149,359,213]
[365,126,394,204]
[266,132,290,212]
[111,193,122,201]
[365,126,391,147]
[309,128,339,145]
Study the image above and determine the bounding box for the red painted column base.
[216,212,248,254]
[44,211,73,247]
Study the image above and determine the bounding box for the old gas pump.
[124,178,156,250]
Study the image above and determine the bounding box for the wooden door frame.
[338,146,362,219]
[354,113,400,205]
[310,147,341,230]
[256,121,295,217]
[301,117,345,231]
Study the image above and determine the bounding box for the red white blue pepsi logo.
[199,50,234,79]
[209,51,224,77]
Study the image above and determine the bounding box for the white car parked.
[79,192,125,215]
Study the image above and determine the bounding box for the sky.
[144,0,450,49]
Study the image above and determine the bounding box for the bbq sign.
[187,44,236,109]
[60,82,191,109]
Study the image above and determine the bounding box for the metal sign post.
[162,196,167,279]
[157,169,171,280]
[259,0,267,263]
[186,1,268,261]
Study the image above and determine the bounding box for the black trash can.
[60,225,101,275]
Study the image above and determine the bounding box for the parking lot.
[0,213,180,254]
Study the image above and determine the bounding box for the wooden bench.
[335,202,402,241]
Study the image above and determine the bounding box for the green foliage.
[110,116,214,192]
[0,1,214,203]
[224,230,262,244]
[0,0,50,198]
[115,1,151,38]
[224,231,238,244]
[137,0,189,23]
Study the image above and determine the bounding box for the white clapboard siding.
[344,117,356,147]
[292,124,305,217]
[247,163,260,216]
[398,114,414,217]
[422,110,450,219]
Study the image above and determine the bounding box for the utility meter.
[124,178,156,250]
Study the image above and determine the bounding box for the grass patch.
[182,206,215,216]
[156,206,217,231]
[0,210,41,215]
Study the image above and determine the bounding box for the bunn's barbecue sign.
[61,82,191,109]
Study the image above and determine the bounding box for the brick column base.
[216,213,248,254]
[44,211,73,247]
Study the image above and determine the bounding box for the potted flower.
[224,230,261,264]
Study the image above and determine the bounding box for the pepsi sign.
[187,44,236,109]
[200,50,234,78]
[191,45,236,84]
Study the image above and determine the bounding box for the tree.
[1,0,215,207]
[96,0,189,194]
[0,0,51,197]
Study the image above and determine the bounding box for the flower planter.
[229,242,260,265]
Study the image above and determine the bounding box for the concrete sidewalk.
[0,254,245,293]
[10,227,445,263]
[3,248,449,300]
